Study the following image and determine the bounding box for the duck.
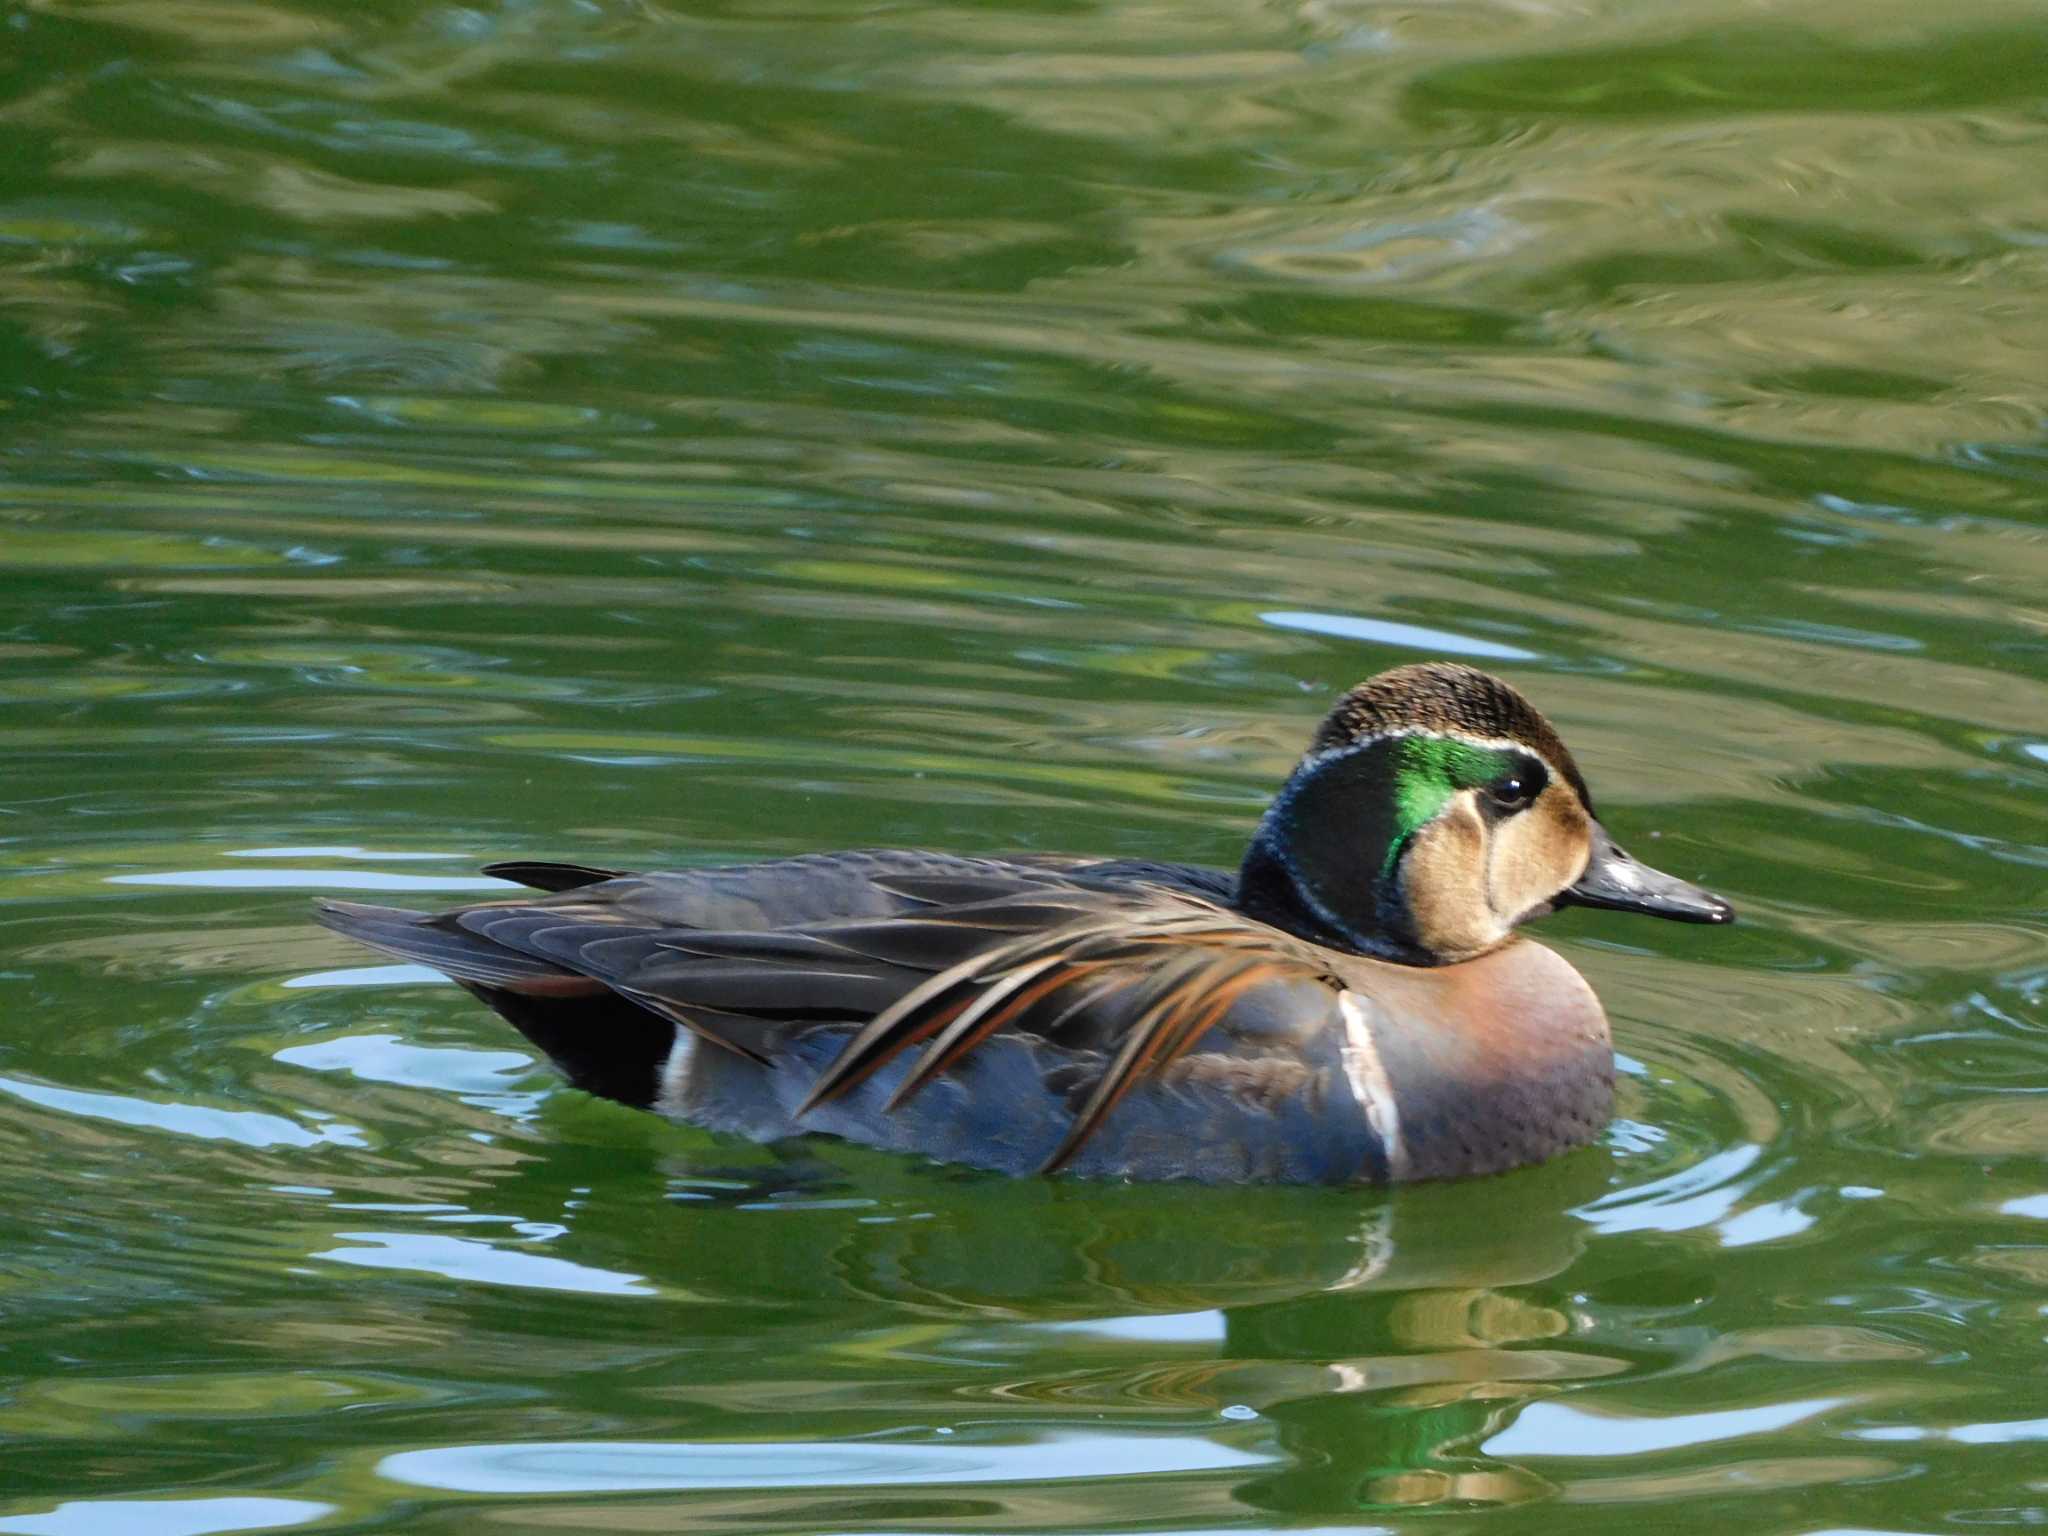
[315,662,1732,1184]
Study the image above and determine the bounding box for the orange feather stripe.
[1040,958,1291,1173]
[886,960,1110,1111]
[797,992,974,1111]
[1040,957,1224,1172]
[801,897,1311,1133]
[501,975,609,998]
[1033,968,1137,1038]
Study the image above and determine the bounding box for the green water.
[4,0,2047,1530]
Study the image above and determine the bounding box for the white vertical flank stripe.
[653,1029,699,1116]
[1339,992,1407,1181]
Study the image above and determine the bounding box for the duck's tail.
[312,899,677,1110]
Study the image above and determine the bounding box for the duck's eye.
[1483,773,1537,812]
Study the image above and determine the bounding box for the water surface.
[3,1,2047,1532]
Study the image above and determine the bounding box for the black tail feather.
[481,861,630,893]
[457,982,674,1110]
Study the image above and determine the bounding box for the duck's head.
[1238,662,1733,966]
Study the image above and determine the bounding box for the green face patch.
[1383,735,1514,875]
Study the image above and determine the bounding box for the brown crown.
[1311,662,1592,806]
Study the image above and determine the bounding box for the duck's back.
[475,849,1235,925]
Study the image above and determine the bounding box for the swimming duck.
[316,663,1731,1184]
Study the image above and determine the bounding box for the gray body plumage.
[315,849,1607,1184]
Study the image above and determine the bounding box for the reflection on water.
[314,1232,655,1296]
[377,1432,1274,1493]
[4,0,2047,1531]
[0,1499,334,1536]
[0,1073,367,1150]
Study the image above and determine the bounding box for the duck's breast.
[1336,939,1613,1182]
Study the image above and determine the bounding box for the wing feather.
[883,954,1096,1111]
[1040,951,1300,1174]
[313,900,571,987]
[791,914,1144,1114]
[323,855,1330,1174]
[611,990,774,1065]
[799,886,1334,1168]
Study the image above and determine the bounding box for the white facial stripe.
[1308,728,1570,795]
[1339,991,1408,1181]
[652,1027,699,1117]
[1313,725,1545,755]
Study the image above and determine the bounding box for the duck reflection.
[594,1139,1625,1514]
[646,1134,1614,1321]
